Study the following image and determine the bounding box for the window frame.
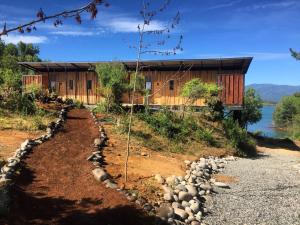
[169,80,174,91]
[69,80,74,90]
[87,80,92,90]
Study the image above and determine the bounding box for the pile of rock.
[0,106,70,215]
[155,156,237,225]
[88,111,118,189]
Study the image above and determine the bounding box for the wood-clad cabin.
[19,58,252,108]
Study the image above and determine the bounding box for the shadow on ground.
[250,134,300,151]
[1,187,164,225]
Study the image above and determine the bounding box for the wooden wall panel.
[24,70,245,107]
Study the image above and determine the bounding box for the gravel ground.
[204,147,300,225]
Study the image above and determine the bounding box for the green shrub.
[205,96,224,122]
[138,109,217,146]
[3,93,36,115]
[74,100,84,109]
[195,128,216,146]
[93,101,124,114]
[223,118,257,157]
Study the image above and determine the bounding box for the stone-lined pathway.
[1,109,155,225]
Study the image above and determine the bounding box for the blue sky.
[0,0,300,85]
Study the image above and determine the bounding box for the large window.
[87,80,92,90]
[69,80,74,90]
[169,80,174,91]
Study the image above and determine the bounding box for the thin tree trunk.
[124,24,145,183]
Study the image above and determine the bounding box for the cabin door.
[57,81,66,98]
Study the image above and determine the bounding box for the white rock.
[186,185,197,197]
[20,139,30,150]
[162,185,173,194]
[163,192,173,201]
[166,175,176,185]
[214,182,230,188]
[92,168,108,182]
[184,160,191,166]
[154,174,165,184]
[181,201,190,208]
[200,183,212,191]
[178,191,193,201]
[172,202,181,209]
[190,200,200,213]
[157,203,174,220]
[174,207,188,220]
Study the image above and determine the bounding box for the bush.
[195,128,216,146]
[223,118,257,157]
[93,101,124,114]
[273,95,300,127]
[240,88,263,128]
[138,109,216,146]
[205,96,224,122]
[1,92,36,115]
[74,100,84,109]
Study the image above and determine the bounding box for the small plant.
[74,100,84,109]
[32,116,47,130]
[195,128,216,146]
[223,118,257,157]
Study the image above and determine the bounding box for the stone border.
[88,111,158,215]
[0,105,72,215]
[88,111,239,225]
[154,156,238,225]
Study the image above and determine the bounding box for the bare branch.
[0,0,109,37]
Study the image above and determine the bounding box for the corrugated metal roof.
[19,57,253,73]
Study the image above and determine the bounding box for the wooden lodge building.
[19,57,252,109]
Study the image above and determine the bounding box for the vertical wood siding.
[23,71,245,106]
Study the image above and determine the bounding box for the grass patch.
[0,108,57,131]
[113,112,233,156]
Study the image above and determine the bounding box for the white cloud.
[251,1,298,10]
[99,16,166,33]
[1,34,48,44]
[207,0,242,10]
[51,30,103,36]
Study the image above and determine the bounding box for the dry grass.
[0,108,57,131]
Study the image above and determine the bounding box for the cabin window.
[87,80,92,90]
[145,77,152,90]
[50,81,56,91]
[169,80,174,91]
[69,80,74,90]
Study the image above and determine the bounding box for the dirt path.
[1,109,155,225]
[204,146,300,225]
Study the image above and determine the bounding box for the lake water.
[248,105,288,138]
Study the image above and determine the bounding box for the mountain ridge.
[246,84,300,103]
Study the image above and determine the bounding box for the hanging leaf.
[18,26,24,33]
[75,13,82,24]
[36,8,45,20]
[26,27,32,33]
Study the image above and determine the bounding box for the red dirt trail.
[1,109,156,225]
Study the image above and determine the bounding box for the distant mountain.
[246,84,300,103]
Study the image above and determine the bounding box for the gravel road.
[204,147,300,225]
